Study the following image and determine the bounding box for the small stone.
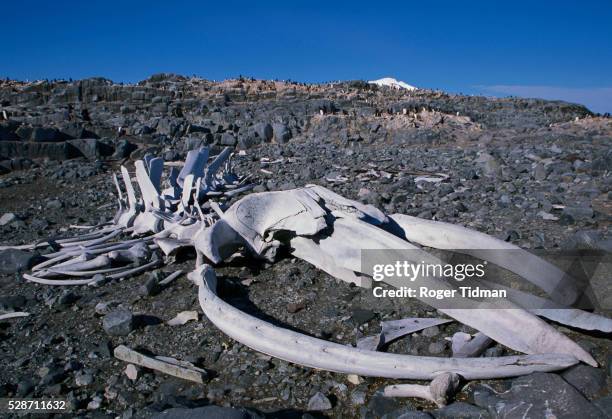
[421,325,440,337]
[428,341,447,354]
[75,372,94,387]
[351,308,376,325]
[347,374,363,385]
[46,199,63,209]
[286,301,305,313]
[350,390,367,406]
[307,391,332,411]
[0,212,18,226]
[139,275,161,296]
[87,396,102,410]
[563,206,594,221]
[534,163,547,180]
[125,364,138,381]
[102,308,134,336]
[95,301,116,316]
[16,379,34,397]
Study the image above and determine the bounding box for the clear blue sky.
[3,1,612,112]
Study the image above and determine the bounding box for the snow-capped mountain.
[368,77,416,90]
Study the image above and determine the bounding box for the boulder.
[152,405,264,419]
[102,308,134,336]
[220,132,237,146]
[0,141,79,160]
[272,123,292,143]
[67,138,113,160]
[0,122,20,141]
[473,373,602,418]
[0,249,37,274]
[253,122,273,142]
[31,127,69,142]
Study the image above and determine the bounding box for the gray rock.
[272,123,292,143]
[0,249,36,274]
[0,295,26,311]
[102,308,134,336]
[0,212,19,226]
[151,405,263,419]
[477,153,501,177]
[421,325,440,337]
[139,275,161,296]
[428,341,447,354]
[46,199,63,209]
[220,132,237,146]
[388,411,433,419]
[533,163,547,180]
[366,391,402,418]
[307,391,332,411]
[475,372,601,418]
[350,389,367,405]
[592,396,612,418]
[31,127,67,142]
[254,122,273,142]
[561,365,607,399]
[432,402,489,418]
[74,372,94,387]
[563,206,594,221]
[351,308,376,325]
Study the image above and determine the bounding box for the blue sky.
[3,1,611,112]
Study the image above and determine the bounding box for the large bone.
[190,265,578,380]
[221,189,327,257]
[304,216,596,366]
[290,236,368,287]
[388,214,578,305]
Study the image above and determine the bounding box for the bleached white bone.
[451,332,493,357]
[0,312,30,320]
[114,345,206,384]
[357,318,452,351]
[167,310,198,326]
[383,372,461,407]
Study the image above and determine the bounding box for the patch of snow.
[368,77,416,90]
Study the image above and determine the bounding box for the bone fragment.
[357,318,452,351]
[384,372,461,407]
[0,312,30,320]
[451,332,493,357]
[167,311,199,326]
[159,270,183,286]
[113,345,206,384]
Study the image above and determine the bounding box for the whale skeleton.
[4,147,610,404]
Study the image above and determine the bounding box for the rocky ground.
[0,75,610,418]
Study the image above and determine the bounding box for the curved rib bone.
[191,265,578,380]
